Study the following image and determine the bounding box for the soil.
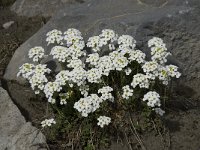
[0,5,48,86]
[1,3,200,150]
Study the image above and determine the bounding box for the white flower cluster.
[113,54,129,71]
[74,94,103,117]
[122,85,133,99]
[63,28,85,59]
[148,37,171,64]
[18,63,50,94]
[143,91,165,116]
[48,28,85,63]
[142,61,159,80]
[18,29,182,127]
[50,46,69,62]
[41,118,56,128]
[55,70,70,86]
[44,81,62,104]
[74,86,114,118]
[143,91,161,107]
[97,56,114,76]
[59,92,70,105]
[137,37,182,85]
[98,86,114,101]
[28,46,44,62]
[86,53,99,66]
[97,116,111,128]
[128,50,146,64]
[131,73,150,88]
[46,29,63,45]
[87,29,118,52]
[17,63,35,79]
[30,64,51,94]
[118,35,136,49]
[87,68,102,83]
[166,65,181,78]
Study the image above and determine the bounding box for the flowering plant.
[17,28,180,148]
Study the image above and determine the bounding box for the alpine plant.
[17,28,181,128]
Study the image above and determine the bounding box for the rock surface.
[0,87,47,150]
[3,0,200,149]
[4,0,190,122]
[11,0,87,17]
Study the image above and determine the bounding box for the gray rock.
[0,87,47,150]
[2,21,15,29]
[11,0,87,17]
[3,0,200,122]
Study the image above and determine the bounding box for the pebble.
[2,21,15,29]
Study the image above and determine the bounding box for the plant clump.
[17,28,181,149]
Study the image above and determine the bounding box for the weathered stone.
[2,21,14,29]
[3,0,200,124]
[0,87,47,150]
[11,0,87,17]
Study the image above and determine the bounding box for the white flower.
[118,35,136,49]
[48,98,56,104]
[166,65,181,78]
[87,68,102,83]
[97,116,111,128]
[98,86,114,101]
[124,68,132,75]
[148,37,164,47]
[44,81,62,100]
[100,29,118,43]
[143,91,161,107]
[67,58,84,69]
[79,83,89,97]
[55,70,70,86]
[148,37,171,64]
[142,61,158,73]
[131,73,150,88]
[150,46,171,64]
[113,54,128,71]
[64,28,85,52]
[153,108,165,116]
[59,93,70,105]
[17,63,35,79]
[97,56,114,76]
[98,86,113,94]
[18,64,50,93]
[87,36,101,52]
[74,94,102,117]
[28,46,44,62]
[109,44,115,50]
[86,53,99,66]
[50,46,69,62]
[142,61,159,79]
[69,67,87,86]
[34,64,51,74]
[46,29,63,45]
[128,50,146,64]
[122,85,133,99]
[29,73,48,92]
[41,118,56,128]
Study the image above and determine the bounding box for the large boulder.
[3,0,200,122]
[0,87,47,150]
[11,0,87,17]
